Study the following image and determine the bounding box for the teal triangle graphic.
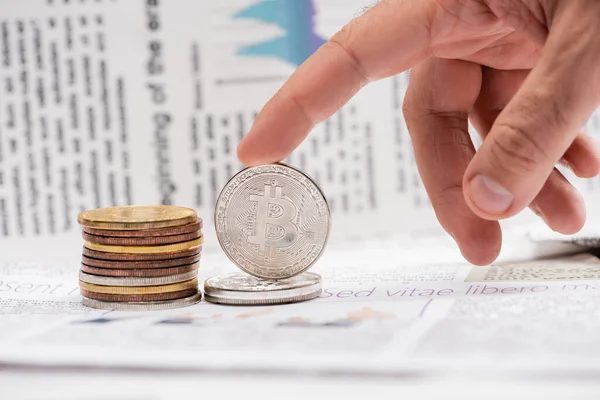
[233,0,326,67]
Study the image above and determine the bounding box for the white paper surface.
[4,370,600,400]
[1,235,600,377]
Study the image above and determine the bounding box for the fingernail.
[559,158,571,170]
[469,174,514,215]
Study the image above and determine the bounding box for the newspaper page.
[2,0,599,255]
[0,0,412,251]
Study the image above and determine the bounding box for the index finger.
[237,0,432,166]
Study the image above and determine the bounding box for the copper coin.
[82,230,201,246]
[82,246,202,261]
[82,293,202,311]
[80,288,198,302]
[81,254,200,270]
[83,218,203,237]
[81,262,200,277]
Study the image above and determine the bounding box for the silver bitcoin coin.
[214,163,330,279]
[203,272,322,305]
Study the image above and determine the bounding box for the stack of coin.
[77,205,203,310]
[208,163,330,305]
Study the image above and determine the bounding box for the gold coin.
[78,205,197,230]
[84,237,203,254]
[83,218,203,237]
[79,278,198,295]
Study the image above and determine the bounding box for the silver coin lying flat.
[215,163,330,279]
[203,272,322,305]
[81,292,202,311]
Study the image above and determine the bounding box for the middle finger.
[403,58,501,266]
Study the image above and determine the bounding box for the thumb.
[463,1,600,220]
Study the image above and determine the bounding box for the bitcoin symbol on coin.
[248,183,299,259]
[215,163,330,279]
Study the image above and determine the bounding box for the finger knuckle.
[488,122,548,175]
[402,99,414,119]
[402,103,419,138]
[483,0,528,20]
[330,23,352,47]
[402,85,421,121]
[432,184,464,211]
[327,24,369,82]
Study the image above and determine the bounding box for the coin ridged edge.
[204,272,322,294]
[79,278,198,294]
[203,273,322,302]
[78,215,197,231]
[203,283,322,300]
[81,292,203,311]
[82,247,202,261]
[81,254,201,269]
[80,262,199,277]
[81,288,198,302]
[79,270,199,286]
[82,230,201,246]
[82,218,203,237]
[84,237,203,254]
[78,206,197,231]
[204,289,321,306]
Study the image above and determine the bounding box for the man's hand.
[237,0,600,265]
